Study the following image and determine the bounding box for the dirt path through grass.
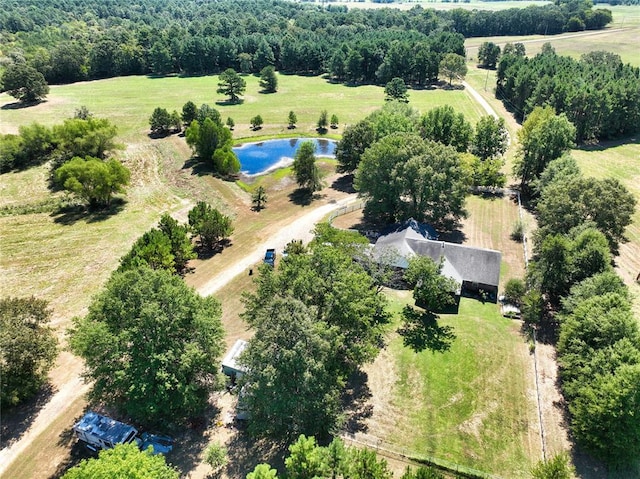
[198,194,356,296]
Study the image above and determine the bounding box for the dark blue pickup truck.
[264,248,276,267]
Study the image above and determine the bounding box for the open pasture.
[465,5,640,66]
[0,73,485,143]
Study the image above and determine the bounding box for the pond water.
[232,138,337,176]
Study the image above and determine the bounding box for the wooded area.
[0,0,612,87]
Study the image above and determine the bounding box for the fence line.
[340,434,503,479]
[328,200,365,224]
[515,190,529,268]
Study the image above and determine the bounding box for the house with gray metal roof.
[373,219,502,302]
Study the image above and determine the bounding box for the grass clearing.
[465,5,640,66]
[365,293,538,478]
[0,74,485,142]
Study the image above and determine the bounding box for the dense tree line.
[497,46,640,142]
[522,151,638,464]
[0,0,611,88]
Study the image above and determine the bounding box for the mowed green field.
[465,5,640,66]
[378,293,538,478]
[0,73,485,143]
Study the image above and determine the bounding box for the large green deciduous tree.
[471,116,508,160]
[356,133,468,228]
[53,117,120,161]
[239,297,343,440]
[0,297,57,408]
[118,214,195,275]
[536,176,636,252]
[55,156,130,208]
[68,267,225,426]
[293,141,321,192]
[243,236,387,374]
[420,105,473,152]
[569,362,640,464]
[217,68,246,103]
[384,78,409,102]
[187,201,234,250]
[186,118,231,162]
[61,443,178,479]
[438,53,467,85]
[512,106,576,191]
[404,256,459,312]
[477,42,501,69]
[335,120,376,174]
[1,62,49,103]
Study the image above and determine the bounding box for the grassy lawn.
[0,74,485,143]
[381,293,538,478]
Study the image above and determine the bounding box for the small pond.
[232,138,337,176]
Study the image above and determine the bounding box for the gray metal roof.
[373,222,502,288]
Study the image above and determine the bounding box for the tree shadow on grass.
[51,198,127,226]
[194,238,232,260]
[397,306,456,353]
[575,134,639,152]
[1,99,45,110]
[288,188,324,206]
[225,432,287,479]
[0,383,56,450]
[437,228,466,244]
[48,410,96,478]
[182,157,215,177]
[330,174,356,194]
[341,369,373,435]
[215,99,245,107]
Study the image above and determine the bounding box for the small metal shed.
[221,339,249,378]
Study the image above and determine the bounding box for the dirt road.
[198,194,356,297]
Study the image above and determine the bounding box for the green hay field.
[0,74,485,143]
[465,5,640,66]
